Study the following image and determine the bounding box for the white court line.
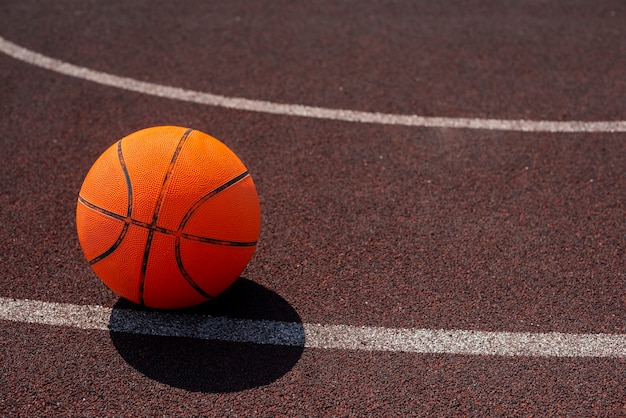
[1,36,625,133]
[1,297,625,358]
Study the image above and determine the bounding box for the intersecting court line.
[1,36,625,133]
[1,297,625,358]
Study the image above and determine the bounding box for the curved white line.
[2,36,625,133]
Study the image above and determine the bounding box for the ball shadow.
[108,278,304,393]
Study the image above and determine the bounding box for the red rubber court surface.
[1,0,625,416]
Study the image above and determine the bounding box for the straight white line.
[1,36,625,133]
[1,297,625,358]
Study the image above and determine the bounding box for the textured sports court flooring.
[1,1,625,415]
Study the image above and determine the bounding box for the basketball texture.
[76,126,261,309]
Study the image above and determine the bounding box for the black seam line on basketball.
[78,197,131,265]
[171,169,254,300]
[78,196,147,227]
[78,196,257,247]
[118,139,133,219]
[181,233,257,247]
[178,170,250,230]
[138,128,193,306]
[174,236,214,300]
[79,141,134,265]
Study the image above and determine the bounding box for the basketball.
[76,126,261,309]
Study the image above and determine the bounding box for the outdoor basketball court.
[1,1,625,415]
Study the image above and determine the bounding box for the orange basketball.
[76,126,261,309]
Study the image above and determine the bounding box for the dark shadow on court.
[108,278,304,393]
